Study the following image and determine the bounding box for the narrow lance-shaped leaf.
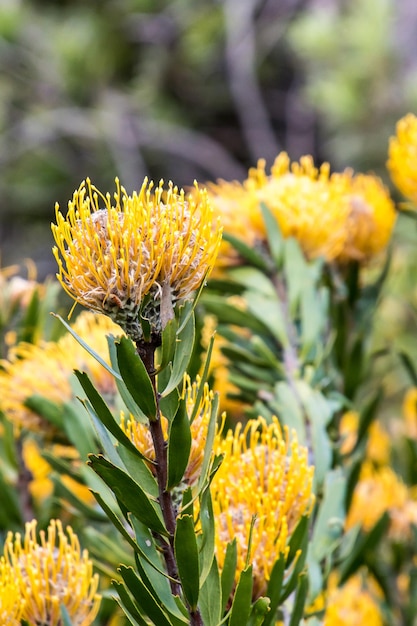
[75,370,148,461]
[175,514,200,611]
[221,539,237,614]
[161,304,195,397]
[51,313,121,379]
[116,336,157,419]
[119,566,174,626]
[228,566,253,626]
[167,397,192,490]
[88,455,167,536]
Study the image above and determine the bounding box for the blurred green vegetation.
[1,0,417,275]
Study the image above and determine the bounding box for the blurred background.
[0,0,416,277]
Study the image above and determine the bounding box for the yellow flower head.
[201,312,248,420]
[22,438,96,506]
[339,411,391,465]
[0,557,24,626]
[0,311,120,433]
[121,375,213,486]
[323,573,383,626]
[4,519,101,626]
[402,387,417,440]
[52,178,222,340]
[208,152,396,265]
[211,416,314,597]
[345,460,417,539]
[387,113,417,204]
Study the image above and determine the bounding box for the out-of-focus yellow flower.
[22,439,96,506]
[211,416,314,597]
[4,519,101,626]
[0,311,120,433]
[201,313,248,420]
[346,460,417,539]
[52,178,222,340]
[387,113,417,204]
[403,387,417,439]
[0,558,24,625]
[323,572,383,626]
[339,411,391,465]
[208,152,396,266]
[121,375,213,486]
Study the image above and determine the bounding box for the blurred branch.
[222,0,280,165]
[0,106,246,184]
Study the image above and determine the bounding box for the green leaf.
[263,554,286,626]
[198,392,220,489]
[399,350,417,386]
[116,336,157,419]
[221,539,237,614]
[228,566,253,626]
[75,370,148,460]
[113,580,149,626]
[189,333,215,424]
[311,469,346,562]
[119,566,174,626]
[158,316,178,374]
[91,490,142,553]
[61,401,97,460]
[353,391,381,453]
[287,516,310,566]
[260,201,284,267]
[59,605,73,626]
[117,445,158,498]
[24,395,64,430]
[52,475,106,521]
[175,514,200,610]
[88,455,167,536]
[199,556,222,626]
[245,291,288,347]
[198,487,216,586]
[107,335,148,421]
[51,313,122,379]
[288,573,308,626]
[248,597,271,626]
[167,398,191,490]
[130,520,189,625]
[160,304,195,397]
[202,294,271,335]
[222,231,270,271]
[339,513,390,584]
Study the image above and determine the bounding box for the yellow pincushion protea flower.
[208,152,396,266]
[323,572,383,626]
[387,113,417,204]
[345,460,417,539]
[0,558,24,625]
[0,311,120,433]
[4,519,101,626]
[22,438,96,506]
[211,416,314,597]
[52,178,222,341]
[121,375,213,486]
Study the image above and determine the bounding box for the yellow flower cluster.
[0,311,120,433]
[339,411,391,465]
[52,178,222,340]
[387,113,417,204]
[323,573,383,626]
[345,460,417,539]
[211,416,314,597]
[22,438,96,505]
[208,152,396,266]
[121,375,213,486]
[3,519,100,626]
